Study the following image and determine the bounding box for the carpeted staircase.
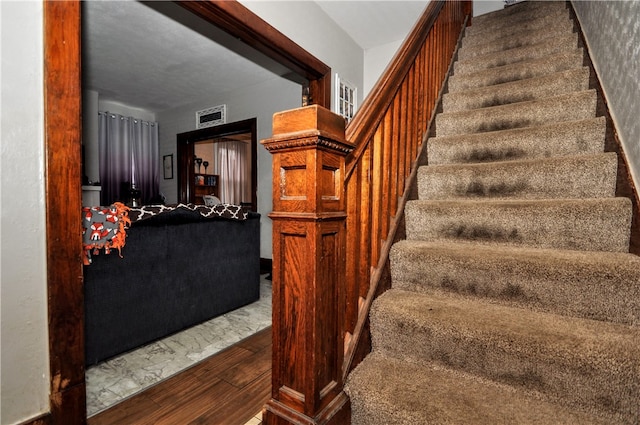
[345,2,640,424]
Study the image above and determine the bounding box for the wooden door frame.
[42,1,330,423]
[177,117,258,209]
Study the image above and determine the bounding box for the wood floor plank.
[218,347,271,388]
[87,393,161,425]
[188,371,271,425]
[87,327,272,425]
[148,379,241,424]
[236,327,272,352]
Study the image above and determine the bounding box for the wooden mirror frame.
[177,118,258,210]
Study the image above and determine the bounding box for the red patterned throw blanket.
[82,202,130,265]
[82,202,247,265]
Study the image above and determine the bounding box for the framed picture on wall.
[163,154,173,179]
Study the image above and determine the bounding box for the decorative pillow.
[82,202,130,265]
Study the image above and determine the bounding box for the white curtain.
[98,112,159,205]
[214,141,250,205]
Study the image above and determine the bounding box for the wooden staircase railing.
[261,2,471,424]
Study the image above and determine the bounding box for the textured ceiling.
[82,1,430,113]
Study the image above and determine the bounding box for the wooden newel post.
[261,105,355,425]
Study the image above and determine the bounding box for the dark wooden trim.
[568,2,640,255]
[177,0,332,109]
[43,1,332,423]
[43,1,86,423]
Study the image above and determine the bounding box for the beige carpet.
[345,2,640,424]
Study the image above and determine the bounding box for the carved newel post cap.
[263,105,354,153]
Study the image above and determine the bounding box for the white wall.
[240,0,365,112]
[157,76,300,260]
[572,0,640,192]
[0,2,50,424]
[473,0,505,17]
[364,39,403,97]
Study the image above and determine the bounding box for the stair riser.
[466,5,569,37]
[418,153,617,200]
[448,50,585,92]
[454,33,579,75]
[405,198,632,252]
[443,68,589,112]
[370,291,640,421]
[428,117,606,165]
[390,241,640,326]
[459,24,574,61]
[436,91,596,137]
[460,16,573,51]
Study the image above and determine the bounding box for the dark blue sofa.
[83,208,260,365]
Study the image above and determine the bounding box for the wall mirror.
[177,118,257,210]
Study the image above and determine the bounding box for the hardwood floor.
[88,327,271,425]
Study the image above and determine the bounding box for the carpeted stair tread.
[405,197,632,252]
[436,90,596,137]
[418,152,617,200]
[428,117,606,165]
[442,67,589,112]
[459,16,574,52]
[390,239,640,326]
[370,289,640,422]
[470,0,568,28]
[458,24,574,61]
[345,353,611,425]
[348,2,640,423]
[448,49,585,92]
[465,3,569,37]
[453,33,579,75]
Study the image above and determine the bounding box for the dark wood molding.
[177,0,331,109]
[43,1,333,423]
[43,1,87,423]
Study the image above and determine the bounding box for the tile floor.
[85,275,272,418]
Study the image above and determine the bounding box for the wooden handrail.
[262,2,470,424]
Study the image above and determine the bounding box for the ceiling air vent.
[196,105,226,129]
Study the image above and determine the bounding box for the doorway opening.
[44,1,330,421]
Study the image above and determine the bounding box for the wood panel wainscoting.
[261,2,472,424]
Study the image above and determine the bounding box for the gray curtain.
[98,112,159,205]
[214,141,250,205]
